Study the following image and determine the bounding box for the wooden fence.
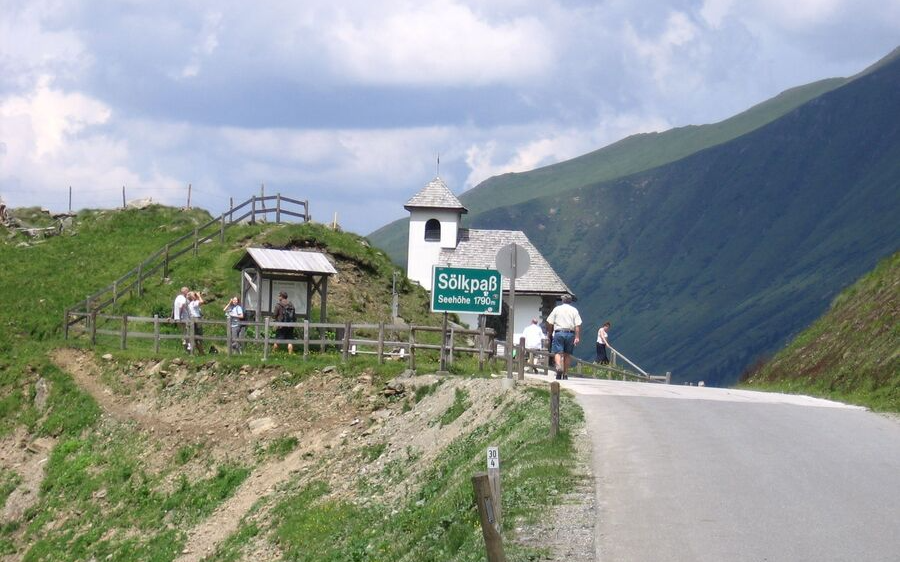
[63,194,309,337]
[65,312,499,370]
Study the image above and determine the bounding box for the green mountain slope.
[743,251,899,411]
[369,76,848,263]
[474,53,900,386]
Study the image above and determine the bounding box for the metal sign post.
[496,244,530,379]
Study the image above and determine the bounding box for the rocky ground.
[0,349,596,561]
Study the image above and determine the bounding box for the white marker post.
[487,445,502,529]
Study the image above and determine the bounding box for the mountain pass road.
[543,376,900,562]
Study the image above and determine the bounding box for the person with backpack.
[272,291,296,354]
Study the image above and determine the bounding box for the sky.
[1,0,899,235]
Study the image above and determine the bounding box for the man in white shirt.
[546,294,581,380]
[522,318,546,373]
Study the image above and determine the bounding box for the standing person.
[173,286,190,351]
[596,321,612,364]
[522,318,545,373]
[545,294,581,380]
[224,296,245,353]
[272,291,295,354]
[187,291,205,355]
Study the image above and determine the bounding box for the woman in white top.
[595,321,611,364]
[223,296,245,353]
[187,291,205,354]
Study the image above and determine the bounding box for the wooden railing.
[63,194,309,337]
[498,337,669,383]
[64,312,498,370]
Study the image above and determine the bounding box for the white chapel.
[405,177,572,339]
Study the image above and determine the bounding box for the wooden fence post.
[137,263,143,296]
[550,381,560,438]
[226,321,233,357]
[342,321,351,362]
[479,323,486,371]
[63,309,70,340]
[517,336,525,380]
[250,196,256,225]
[303,320,310,357]
[304,199,310,222]
[112,281,117,304]
[472,472,506,562]
[263,317,270,361]
[408,327,416,371]
[439,313,448,372]
[90,311,97,345]
[163,244,170,279]
[121,315,128,350]
[220,213,226,243]
[193,227,199,256]
[377,322,385,365]
[153,315,160,354]
[665,371,672,385]
[189,319,196,356]
[276,194,282,223]
[448,327,455,366]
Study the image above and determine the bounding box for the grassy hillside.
[369,76,847,264]
[743,252,899,411]
[0,207,584,561]
[474,53,900,386]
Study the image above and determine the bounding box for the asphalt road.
[549,377,900,562]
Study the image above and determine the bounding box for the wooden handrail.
[63,192,312,338]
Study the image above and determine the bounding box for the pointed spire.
[404,177,468,214]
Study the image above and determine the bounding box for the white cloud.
[623,11,705,93]
[1,0,898,233]
[464,113,672,188]
[177,11,223,79]
[324,1,555,85]
[0,78,182,208]
[0,0,88,88]
[0,76,110,158]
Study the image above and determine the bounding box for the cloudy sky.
[2,0,898,234]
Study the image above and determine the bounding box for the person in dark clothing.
[272,291,295,354]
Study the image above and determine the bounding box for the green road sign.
[431,266,502,315]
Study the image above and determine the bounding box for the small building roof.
[438,229,571,296]
[234,248,337,275]
[404,177,468,213]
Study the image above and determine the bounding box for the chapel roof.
[404,177,468,213]
[438,229,571,295]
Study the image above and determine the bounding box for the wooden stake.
[187,183,192,209]
[550,381,560,438]
[472,472,506,562]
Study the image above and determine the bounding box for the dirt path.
[174,428,340,562]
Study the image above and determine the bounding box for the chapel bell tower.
[405,177,467,290]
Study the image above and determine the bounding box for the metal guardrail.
[497,337,669,384]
